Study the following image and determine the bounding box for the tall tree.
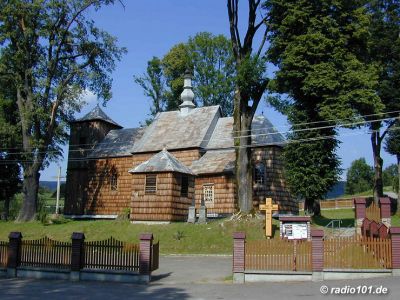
[385,123,400,200]
[0,0,126,221]
[265,0,381,211]
[345,158,374,195]
[0,60,21,220]
[227,0,269,212]
[134,32,236,120]
[367,0,400,203]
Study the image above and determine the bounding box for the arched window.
[254,163,266,185]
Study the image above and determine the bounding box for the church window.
[181,175,189,197]
[254,163,266,185]
[203,184,214,206]
[145,174,157,194]
[110,172,118,191]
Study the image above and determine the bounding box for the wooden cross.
[259,198,279,238]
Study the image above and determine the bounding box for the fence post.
[7,232,22,278]
[354,198,366,236]
[232,232,246,283]
[70,232,85,281]
[390,227,400,276]
[379,197,391,227]
[139,233,153,283]
[311,229,324,281]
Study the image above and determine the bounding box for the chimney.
[179,69,196,116]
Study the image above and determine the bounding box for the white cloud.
[81,89,97,105]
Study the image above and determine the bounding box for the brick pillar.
[390,227,400,276]
[139,233,153,283]
[7,232,22,277]
[379,197,391,227]
[354,198,366,235]
[70,232,85,281]
[311,229,324,281]
[232,232,245,283]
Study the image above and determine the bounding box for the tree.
[383,163,397,188]
[366,0,400,203]
[0,66,21,220]
[385,122,400,200]
[227,0,269,212]
[265,0,381,212]
[0,0,126,221]
[345,158,374,195]
[134,32,235,119]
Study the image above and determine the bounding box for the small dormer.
[179,69,196,116]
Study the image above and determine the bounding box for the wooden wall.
[194,174,236,214]
[252,146,297,213]
[84,156,133,215]
[131,172,194,221]
[65,120,120,215]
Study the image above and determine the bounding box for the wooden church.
[65,72,298,221]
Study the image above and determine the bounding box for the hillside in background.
[325,181,346,199]
[40,181,65,192]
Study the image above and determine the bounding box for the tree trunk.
[397,154,400,202]
[371,131,384,204]
[18,166,40,221]
[235,114,253,212]
[2,198,10,220]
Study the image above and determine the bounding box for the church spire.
[179,69,196,115]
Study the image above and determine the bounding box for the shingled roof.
[73,104,122,128]
[131,106,221,153]
[89,128,146,158]
[205,115,285,149]
[128,149,195,175]
[190,150,235,175]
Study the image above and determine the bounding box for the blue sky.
[40,0,397,181]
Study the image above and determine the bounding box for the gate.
[245,239,312,271]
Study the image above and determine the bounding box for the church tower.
[65,105,122,215]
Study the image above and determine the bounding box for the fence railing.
[0,241,8,268]
[324,236,391,269]
[366,202,381,223]
[151,241,159,272]
[245,239,312,271]
[84,237,140,271]
[299,199,354,210]
[20,237,71,270]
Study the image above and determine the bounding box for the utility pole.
[52,166,65,215]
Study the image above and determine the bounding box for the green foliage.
[173,230,185,241]
[116,207,130,221]
[385,123,400,158]
[383,163,398,188]
[134,32,235,119]
[345,158,374,195]
[0,0,126,220]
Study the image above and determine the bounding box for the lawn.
[0,217,273,255]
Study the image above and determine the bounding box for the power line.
[1,125,399,165]
[1,115,398,157]
[1,109,399,151]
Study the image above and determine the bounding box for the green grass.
[339,186,394,199]
[0,217,275,255]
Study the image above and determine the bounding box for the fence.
[3,232,158,283]
[151,241,159,272]
[324,236,391,269]
[245,239,312,271]
[84,237,139,271]
[233,228,400,283]
[299,199,354,210]
[366,202,381,223]
[20,237,71,270]
[0,241,8,268]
